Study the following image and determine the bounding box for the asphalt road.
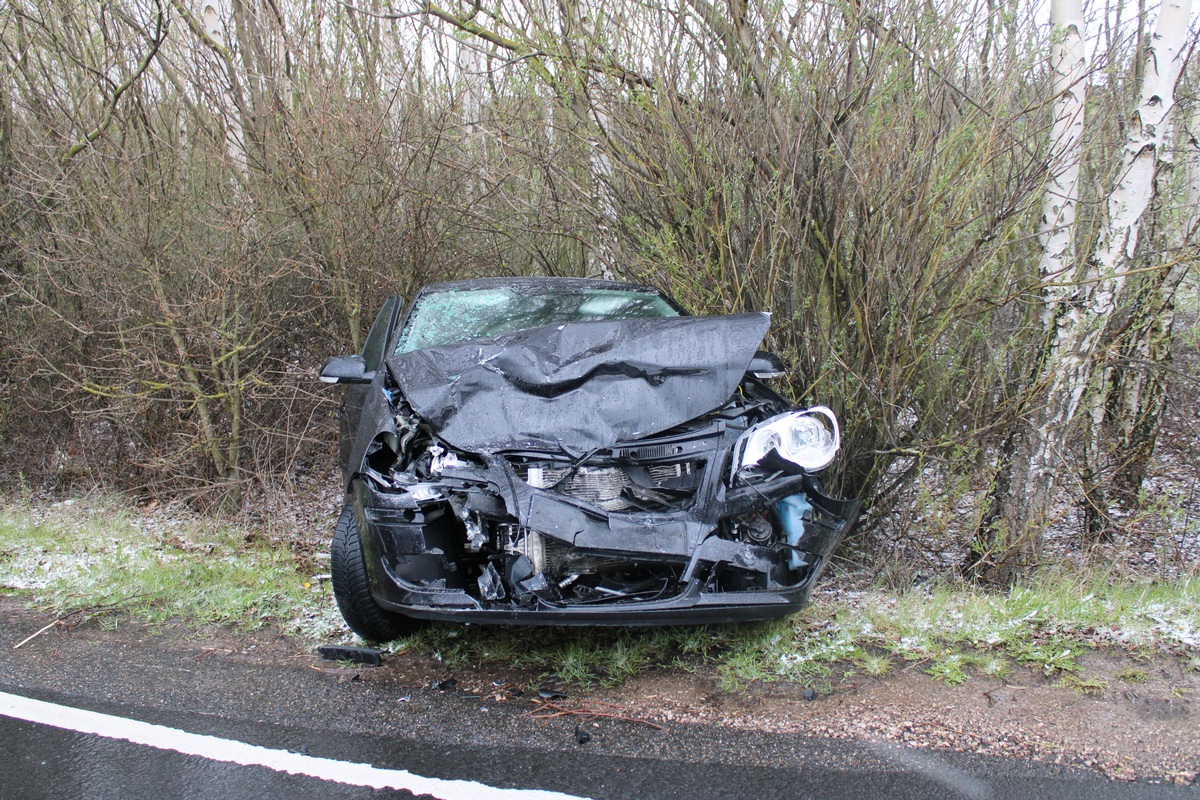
[0,607,1192,800]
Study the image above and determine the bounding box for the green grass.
[688,568,1198,690]
[1056,674,1108,696]
[926,652,971,685]
[0,497,341,638]
[3,495,1198,693]
[855,651,893,677]
[1115,667,1150,684]
[977,653,1011,680]
[423,621,749,688]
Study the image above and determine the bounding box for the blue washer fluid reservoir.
[774,494,813,570]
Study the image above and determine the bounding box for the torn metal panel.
[387,313,771,454]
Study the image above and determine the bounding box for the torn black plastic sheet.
[316,645,385,666]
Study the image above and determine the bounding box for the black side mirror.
[320,355,373,385]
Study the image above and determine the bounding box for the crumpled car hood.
[386,313,771,454]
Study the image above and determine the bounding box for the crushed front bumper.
[352,471,860,626]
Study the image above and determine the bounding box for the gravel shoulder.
[599,654,1198,784]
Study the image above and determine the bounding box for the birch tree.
[977,0,1193,579]
[1099,107,1200,511]
[1036,0,1088,317]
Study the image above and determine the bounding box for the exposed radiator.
[517,461,695,512]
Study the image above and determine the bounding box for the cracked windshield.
[393,286,680,353]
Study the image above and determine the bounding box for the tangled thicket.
[1,0,1195,568]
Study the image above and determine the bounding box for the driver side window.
[361,296,399,372]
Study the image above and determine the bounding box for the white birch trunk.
[1184,111,1200,236]
[200,1,250,183]
[587,97,618,280]
[456,40,485,143]
[1036,0,1086,325]
[1107,107,1200,498]
[1087,0,1191,318]
[564,1,617,279]
[455,38,488,209]
[983,0,1192,576]
[1043,0,1190,434]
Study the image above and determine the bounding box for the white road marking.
[0,691,589,800]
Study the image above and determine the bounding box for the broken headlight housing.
[732,406,840,476]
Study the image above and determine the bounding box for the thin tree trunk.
[1037,0,1087,317]
[1108,108,1200,503]
[975,0,1191,580]
[973,0,1087,579]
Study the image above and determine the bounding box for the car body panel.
[354,467,858,625]
[386,312,770,455]
[335,295,403,485]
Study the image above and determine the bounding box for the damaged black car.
[320,277,859,640]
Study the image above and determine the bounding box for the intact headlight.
[732,406,840,475]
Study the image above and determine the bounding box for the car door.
[337,296,403,479]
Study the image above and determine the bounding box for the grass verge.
[0,496,341,639]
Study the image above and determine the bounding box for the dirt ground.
[355,645,1199,786]
[598,654,1198,785]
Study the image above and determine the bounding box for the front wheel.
[330,502,420,642]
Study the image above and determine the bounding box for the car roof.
[412,276,668,296]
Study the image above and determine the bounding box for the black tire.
[330,502,420,642]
